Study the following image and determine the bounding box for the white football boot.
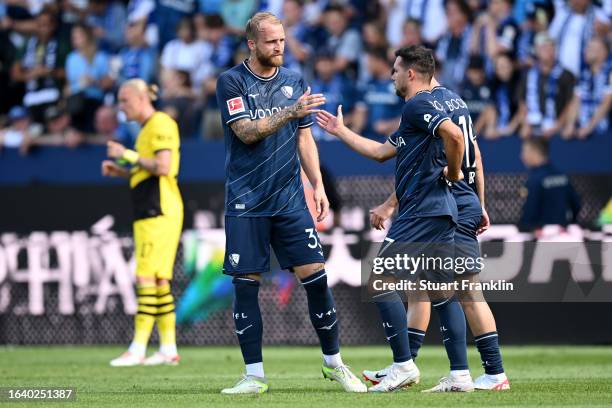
[368,361,420,392]
[422,372,475,393]
[143,352,181,366]
[109,351,145,367]
[474,373,510,390]
[221,375,269,394]
[362,365,390,385]
[322,364,367,392]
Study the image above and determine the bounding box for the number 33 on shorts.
[305,228,323,255]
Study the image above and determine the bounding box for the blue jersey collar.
[243,59,280,81]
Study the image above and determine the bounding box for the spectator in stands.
[461,56,492,132]
[194,14,234,140]
[360,20,389,83]
[117,20,157,85]
[160,17,209,93]
[0,106,37,154]
[471,0,519,74]
[519,33,575,139]
[0,23,18,115]
[398,18,423,48]
[126,0,158,49]
[515,3,551,69]
[282,0,312,74]
[92,105,123,144]
[44,105,75,140]
[407,0,447,45]
[11,8,68,125]
[436,0,473,91]
[65,23,114,133]
[479,53,523,139]
[548,0,609,77]
[194,14,234,94]
[220,0,257,35]
[322,5,362,78]
[160,69,199,138]
[384,0,446,47]
[352,47,403,142]
[563,37,612,139]
[36,105,83,148]
[519,138,581,232]
[86,0,127,53]
[153,0,199,50]
[310,51,356,141]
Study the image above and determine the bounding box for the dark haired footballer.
[364,78,510,391]
[317,45,471,392]
[215,12,366,395]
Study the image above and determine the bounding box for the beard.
[256,48,284,68]
[395,84,406,98]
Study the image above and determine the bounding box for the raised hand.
[316,105,346,136]
[290,87,326,119]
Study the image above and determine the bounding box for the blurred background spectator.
[520,33,575,139]
[65,23,113,133]
[0,0,608,145]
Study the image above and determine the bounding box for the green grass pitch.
[1,345,611,407]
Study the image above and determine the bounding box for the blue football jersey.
[388,90,458,222]
[216,61,312,217]
[431,85,482,219]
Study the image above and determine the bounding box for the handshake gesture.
[289,87,327,119]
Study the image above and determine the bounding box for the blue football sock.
[374,291,411,363]
[301,270,340,356]
[408,327,426,360]
[432,297,468,371]
[474,331,504,375]
[232,277,263,365]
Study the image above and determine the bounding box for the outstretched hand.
[316,105,346,136]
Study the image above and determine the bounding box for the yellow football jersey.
[130,111,183,220]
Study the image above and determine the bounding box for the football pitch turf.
[1,345,611,407]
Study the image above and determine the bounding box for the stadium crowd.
[0,0,610,154]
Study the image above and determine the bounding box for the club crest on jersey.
[229,253,240,267]
[281,85,293,98]
[227,97,245,115]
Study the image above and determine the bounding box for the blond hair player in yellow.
[102,79,183,366]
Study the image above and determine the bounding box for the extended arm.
[230,88,325,145]
[107,141,172,176]
[316,106,396,162]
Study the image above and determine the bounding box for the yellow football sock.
[156,283,176,352]
[133,284,157,349]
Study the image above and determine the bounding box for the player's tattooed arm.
[230,87,325,144]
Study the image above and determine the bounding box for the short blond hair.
[245,12,282,41]
[121,78,159,101]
